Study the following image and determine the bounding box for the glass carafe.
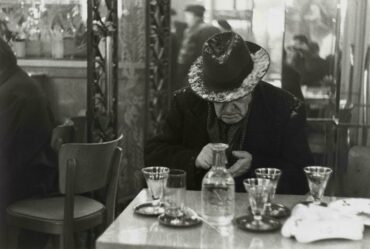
[201,143,235,226]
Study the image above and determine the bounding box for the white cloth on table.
[281,204,364,243]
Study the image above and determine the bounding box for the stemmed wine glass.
[240,178,280,231]
[142,166,170,212]
[255,168,290,218]
[304,166,332,206]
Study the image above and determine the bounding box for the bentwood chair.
[6,135,123,249]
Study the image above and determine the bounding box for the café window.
[172,0,285,84]
[0,0,87,59]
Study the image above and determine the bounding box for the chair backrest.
[105,146,123,224]
[58,135,123,194]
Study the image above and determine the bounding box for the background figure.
[0,37,57,248]
[302,41,329,86]
[282,49,304,101]
[173,16,187,52]
[292,34,310,51]
[290,34,310,77]
[290,35,329,87]
[176,4,220,90]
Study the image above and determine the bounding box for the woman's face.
[213,94,252,124]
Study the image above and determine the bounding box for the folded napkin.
[281,204,364,243]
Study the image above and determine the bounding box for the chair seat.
[7,196,105,233]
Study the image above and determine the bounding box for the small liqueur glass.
[242,178,272,230]
[255,168,290,218]
[142,166,170,211]
[304,166,333,206]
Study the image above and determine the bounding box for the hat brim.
[188,41,270,103]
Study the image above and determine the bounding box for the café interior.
[1,0,370,248]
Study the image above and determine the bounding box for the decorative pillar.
[87,0,119,142]
[144,0,172,141]
[116,0,146,206]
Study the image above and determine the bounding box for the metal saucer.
[247,203,291,219]
[158,213,202,228]
[269,203,291,218]
[133,202,165,217]
[234,215,281,232]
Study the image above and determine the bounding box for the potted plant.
[12,30,27,58]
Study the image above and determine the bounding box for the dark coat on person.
[0,65,57,240]
[300,55,329,87]
[282,64,305,101]
[145,81,314,194]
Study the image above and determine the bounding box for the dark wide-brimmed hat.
[188,32,270,102]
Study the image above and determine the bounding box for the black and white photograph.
[0,0,369,248]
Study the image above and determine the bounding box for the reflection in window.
[0,0,87,59]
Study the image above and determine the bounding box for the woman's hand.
[228,151,252,177]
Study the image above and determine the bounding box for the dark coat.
[281,64,304,101]
[0,66,57,232]
[145,81,313,194]
[299,56,329,87]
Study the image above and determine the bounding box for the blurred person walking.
[176,4,220,89]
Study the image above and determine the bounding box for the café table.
[96,189,370,249]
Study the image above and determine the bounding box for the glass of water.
[163,169,187,219]
[142,166,170,210]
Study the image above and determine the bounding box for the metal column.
[87,0,119,142]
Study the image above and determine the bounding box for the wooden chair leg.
[61,233,74,249]
[85,229,94,249]
[51,235,60,249]
[74,232,88,249]
[81,226,103,249]
[94,224,105,238]
[7,226,20,249]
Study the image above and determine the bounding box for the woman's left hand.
[228,151,252,178]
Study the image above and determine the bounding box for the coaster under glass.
[269,203,291,218]
[158,213,202,228]
[133,202,165,217]
[247,203,290,218]
[234,215,281,232]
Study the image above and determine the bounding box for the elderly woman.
[145,32,313,193]
[0,37,57,248]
